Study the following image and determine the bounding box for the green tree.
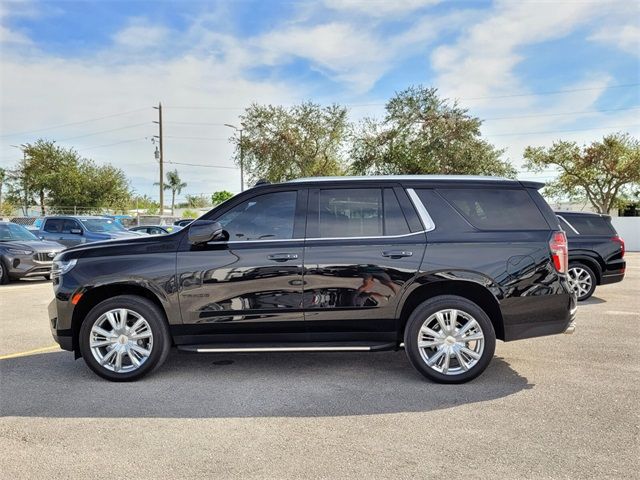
[350,86,515,177]
[182,208,198,219]
[524,133,640,213]
[7,139,132,214]
[155,169,186,215]
[211,190,234,206]
[232,102,349,183]
[185,194,210,209]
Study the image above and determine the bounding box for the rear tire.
[404,295,496,384]
[568,262,596,301]
[79,295,171,381]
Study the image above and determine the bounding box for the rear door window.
[318,189,383,238]
[562,215,614,236]
[438,188,548,230]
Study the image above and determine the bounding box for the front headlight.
[6,248,34,255]
[51,258,77,279]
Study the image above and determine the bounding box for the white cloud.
[590,24,640,57]
[323,0,441,17]
[112,19,170,50]
[0,24,31,45]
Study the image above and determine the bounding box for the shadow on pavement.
[580,296,606,305]
[0,350,531,418]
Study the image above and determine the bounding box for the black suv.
[556,211,625,301]
[49,176,576,383]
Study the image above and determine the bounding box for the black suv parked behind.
[49,176,577,383]
[556,211,625,301]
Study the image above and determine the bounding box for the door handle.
[382,250,413,258]
[267,253,299,262]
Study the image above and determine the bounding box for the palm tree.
[155,169,186,215]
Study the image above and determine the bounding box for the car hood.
[0,240,65,252]
[58,231,182,260]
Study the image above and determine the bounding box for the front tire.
[79,295,171,381]
[568,263,596,301]
[404,295,496,384]
[0,259,11,285]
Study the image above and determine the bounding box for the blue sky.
[1,0,639,201]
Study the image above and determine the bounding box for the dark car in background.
[49,175,577,384]
[129,225,183,235]
[173,219,194,227]
[0,222,65,284]
[34,215,143,248]
[556,211,625,300]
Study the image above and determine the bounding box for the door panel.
[303,187,425,341]
[175,189,307,344]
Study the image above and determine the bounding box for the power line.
[483,106,640,121]
[486,124,640,137]
[77,138,147,151]
[164,135,229,141]
[57,123,151,142]
[166,160,237,170]
[0,107,150,138]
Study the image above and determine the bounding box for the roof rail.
[254,179,270,187]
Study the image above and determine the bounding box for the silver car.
[0,222,65,284]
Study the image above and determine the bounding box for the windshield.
[80,218,126,233]
[0,223,39,242]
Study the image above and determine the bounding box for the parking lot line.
[0,344,60,360]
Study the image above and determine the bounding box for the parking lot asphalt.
[1,254,639,479]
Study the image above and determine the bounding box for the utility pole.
[153,103,164,216]
[224,123,244,191]
[9,144,28,215]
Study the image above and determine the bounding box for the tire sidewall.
[79,295,170,381]
[0,258,10,284]
[404,295,496,384]
[569,262,597,301]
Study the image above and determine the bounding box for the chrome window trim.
[557,215,580,235]
[406,188,436,232]
[223,230,427,244]
[287,175,511,183]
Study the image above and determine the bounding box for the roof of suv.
[284,175,544,189]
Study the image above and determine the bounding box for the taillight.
[549,231,568,273]
[612,235,625,258]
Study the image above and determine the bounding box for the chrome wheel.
[417,308,485,375]
[568,266,593,299]
[89,308,153,373]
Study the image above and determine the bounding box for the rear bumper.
[501,282,577,342]
[600,272,625,285]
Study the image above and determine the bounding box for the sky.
[1,0,639,204]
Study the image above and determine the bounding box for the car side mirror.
[188,220,228,244]
[70,228,82,235]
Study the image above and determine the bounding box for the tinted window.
[557,216,579,237]
[0,223,38,241]
[438,188,548,230]
[44,218,64,233]
[62,219,81,233]
[217,191,297,241]
[318,189,383,238]
[383,188,410,235]
[563,215,614,236]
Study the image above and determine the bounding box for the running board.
[177,342,396,353]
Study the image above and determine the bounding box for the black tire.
[568,262,597,301]
[79,295,171,382]
[0,258,11,285]
[404,295,496,384]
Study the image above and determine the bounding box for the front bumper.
[49,297,74,351]
[6,253,53,279]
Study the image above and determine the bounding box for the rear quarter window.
[562,215,615,236]
[438,188,548,230]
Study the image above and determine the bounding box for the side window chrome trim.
[223,231,427,244]
[406,188,436,232]
[557,215,580,235]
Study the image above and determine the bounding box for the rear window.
[562,215,614,236]
[438,188,548,230]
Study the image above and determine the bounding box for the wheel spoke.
[128,348,141,368]
[118,309,128,329]
[129,344,151,358]
[458,332,484,343]
[92,326,115,339]
[418,339,442,348]
[114,348,124,372]
[456,319,477,337]
[449,309,458,331]
[460,347,481,360]
[454,349,469,371]
[130,318,145,333]
[91,339,116,348]
[420,326,443,339]
[427,347,446,367]
[435,312,448,333]
[100,346,118,366]
[129,331,152,340]
[104,312,118,331]
[441,348,451,374]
